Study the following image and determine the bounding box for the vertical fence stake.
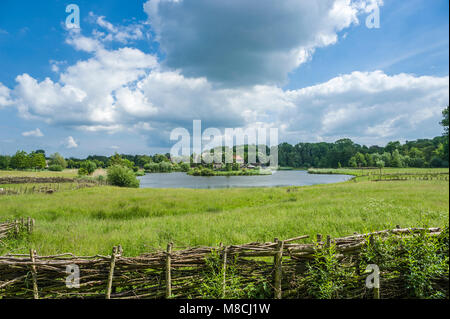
[166,242,173,299]
[316,234,322,244]
[367,235,380,299]
[222,246,228,299]
[273,238,284,299]
[106,246,118,299]
[374,286,380,299]
[14,220,19,236]
[27,217,31,234]
[29,249,39,299]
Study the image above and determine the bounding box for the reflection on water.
[138,170,352,189]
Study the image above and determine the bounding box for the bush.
[360,229,449,299]
[49,153,67,169]
[78,167,89,176]
[48,164,63,172]
[0,155,10,169]
[80,160,97,175]
[107,165,140,188]
[430,156,444,168]
[180,162,190,172]
[304,244,348,299]
[144,162,160,173]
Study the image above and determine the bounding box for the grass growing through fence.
[304,244,346,299]
[359,228,449,299]
[294,228,449,299]
[196,250,273,299]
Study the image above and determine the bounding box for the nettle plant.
[360,227,449,299]
[304,243,352,299]
[197,250,271,299]
[402,228,449,298]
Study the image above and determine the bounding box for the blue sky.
[0,0,448,157]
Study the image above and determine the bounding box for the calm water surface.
[138,170,352,189]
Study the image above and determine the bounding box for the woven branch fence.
[367,172,449,182]
[0,227,446,299]
[0,218,34,242]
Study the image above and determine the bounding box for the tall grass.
[0,169,79,178]
[0,176,448,256]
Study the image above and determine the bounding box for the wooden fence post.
[106,246,118,299]
[273,238,284,299]
[373,286,380,299]
[29,249,39,299]
[367,235,380,299]
[316,234,322,244]
[27,217,31,234]
[14,220,19,235]
[222,246,228,299]
[166,242,173,298]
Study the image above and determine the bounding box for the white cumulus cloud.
[0,83,13,108]
[21,128,44,137]
[144,0,378,86]
[1,3,448,150]
[65,136,78,149]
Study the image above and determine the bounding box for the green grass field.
[308,167,449,176]
[0,169,79,178]
[1,168,448,257]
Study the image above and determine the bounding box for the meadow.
[0,169,79,178]
[0,168,448,256]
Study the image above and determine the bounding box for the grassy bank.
[308,167,449,176]
[187,167,272,176]
[0,172,448,256]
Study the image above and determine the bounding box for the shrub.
[79,160,97,175]
[430,156,444,168]
[304,244,348,299]
[144,163,160,173]
[159,162,173,172]
[107,165,140,188]
[180,162,190,172]
[135,170,145,177]
[360,229,449,299]
[49,153,67,169]
[78,167,89,176]
[197,250,268,299]
[48,164,63,172]
[402,230,449,298]
[0,155,10,169]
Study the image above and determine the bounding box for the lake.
[138,170,352,189]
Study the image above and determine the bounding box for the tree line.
[279,106,449,169]
[1,107,448,171]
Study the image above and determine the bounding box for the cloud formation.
[0,83,13,108]
[65,136,78,149]
[1,1,448,152]
[280,71,449,144]
[89,12,148,44]
[144,0,377,86]
[22,128,44,137]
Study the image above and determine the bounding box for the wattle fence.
[0,226,447,299]
[0,218,34,241]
